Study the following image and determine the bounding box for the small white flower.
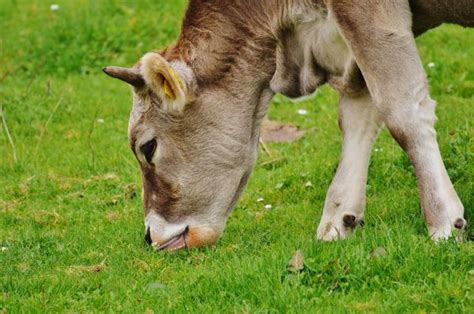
[50,4,60,11]
[257,197,264,203]
[297,109,308,116]
[1,247,8,252]
[428,62,435,69]
[305,181,313,187]
[97,118,105,124]
[264,204,272,210]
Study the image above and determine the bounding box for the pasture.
[1,0,473,312]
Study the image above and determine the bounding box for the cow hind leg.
[317,91,382,240]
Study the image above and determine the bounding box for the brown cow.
[104,0,473,250]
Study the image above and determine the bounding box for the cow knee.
[383,96,438,151]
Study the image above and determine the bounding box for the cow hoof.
[429,218,467,242]
[316,214,363,241]
[316,222,344,241]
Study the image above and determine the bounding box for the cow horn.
[102,66,145,87]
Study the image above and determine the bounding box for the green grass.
[1,0,473,312]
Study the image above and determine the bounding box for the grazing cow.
[104,0,473,250]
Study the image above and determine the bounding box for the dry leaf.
[0,199,19,212]
[260,118,305,143]
[17,263,30,272]
[370,247,387,259]
[288,250,305,272]
[97,173,119,181]
[66,259,107,275]
[349,301,377,311]
[226,244,239,252]
[131,259,151,272]
[33,210,63,226]
[106,211,122,221]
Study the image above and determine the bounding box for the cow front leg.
[329,0,466,240]
[317,91,382,240]
[384,92,466,240]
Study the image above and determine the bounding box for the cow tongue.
[157,231,187,251]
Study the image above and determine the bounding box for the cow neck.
[165,1,281,145]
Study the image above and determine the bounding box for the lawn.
[0,0,473,312]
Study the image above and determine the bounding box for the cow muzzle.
[144,213,221,251]
[145,226,188,251]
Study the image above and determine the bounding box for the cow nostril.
[145,227,152,245]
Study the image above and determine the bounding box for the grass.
[0,0,473,312]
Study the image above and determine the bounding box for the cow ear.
[140,52,192,113]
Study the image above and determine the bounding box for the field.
[0,0,473,312]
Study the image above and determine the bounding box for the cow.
[103,0,473,251]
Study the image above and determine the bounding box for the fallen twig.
[259,137,273,157]
[65,257,108,275]
[0,71,10,84]
[0,105,17,163]
[88,108,99,164]
[34,95,64,156]
[258,157,285,167]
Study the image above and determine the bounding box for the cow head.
[104,52,267,251]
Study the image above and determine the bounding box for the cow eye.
[140,139,157,163]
